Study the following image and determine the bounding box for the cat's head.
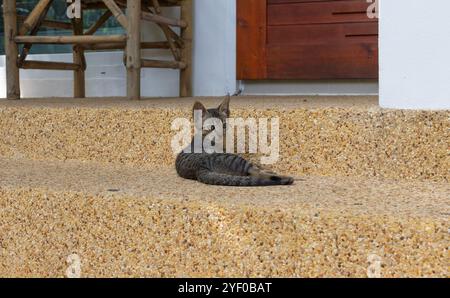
[192,96,230,146]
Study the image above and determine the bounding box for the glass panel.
[0,0,125,55]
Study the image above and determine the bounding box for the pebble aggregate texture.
[0,96,448,181]
[0,96,448,277]
[0,158,448,277]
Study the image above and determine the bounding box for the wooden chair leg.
[126,0,141,100]
[73,11,86,98]
[180,0,193,97]
[3,0,21,100]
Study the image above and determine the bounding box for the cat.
[175,96,294,186]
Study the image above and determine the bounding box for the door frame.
[237,0,267,80]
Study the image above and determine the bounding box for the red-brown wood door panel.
[237,0,379,80]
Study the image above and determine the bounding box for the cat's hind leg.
[197,169,293,186]
[248,166,294,185]
[205,154,294,185]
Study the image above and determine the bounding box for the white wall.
[193,0,236,96]
[0,51,180,98]
[380,0,450,109]
[0,1,237,98]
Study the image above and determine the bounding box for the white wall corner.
[379,0,450,109]
[192,0,237,97]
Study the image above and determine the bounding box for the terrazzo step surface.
[0,157,448,277]
[0,96,448,181]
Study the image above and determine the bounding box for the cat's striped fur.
[175,97,294,186]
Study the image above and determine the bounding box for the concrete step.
[0,96,448,181]
[0,157,448,277]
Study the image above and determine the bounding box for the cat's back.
[176,152,205,180]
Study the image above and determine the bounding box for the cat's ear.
[193,101,207,118]
[218,95,231,117]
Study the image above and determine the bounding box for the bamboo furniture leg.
[180,0,193,97]
[3,0,20,100]
[126,0,141,100]
[73,9,86,98]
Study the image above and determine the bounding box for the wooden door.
[237,0,379,80]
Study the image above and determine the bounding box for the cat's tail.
[197,170,294,187]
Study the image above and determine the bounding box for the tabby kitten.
[175,97,294,186]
